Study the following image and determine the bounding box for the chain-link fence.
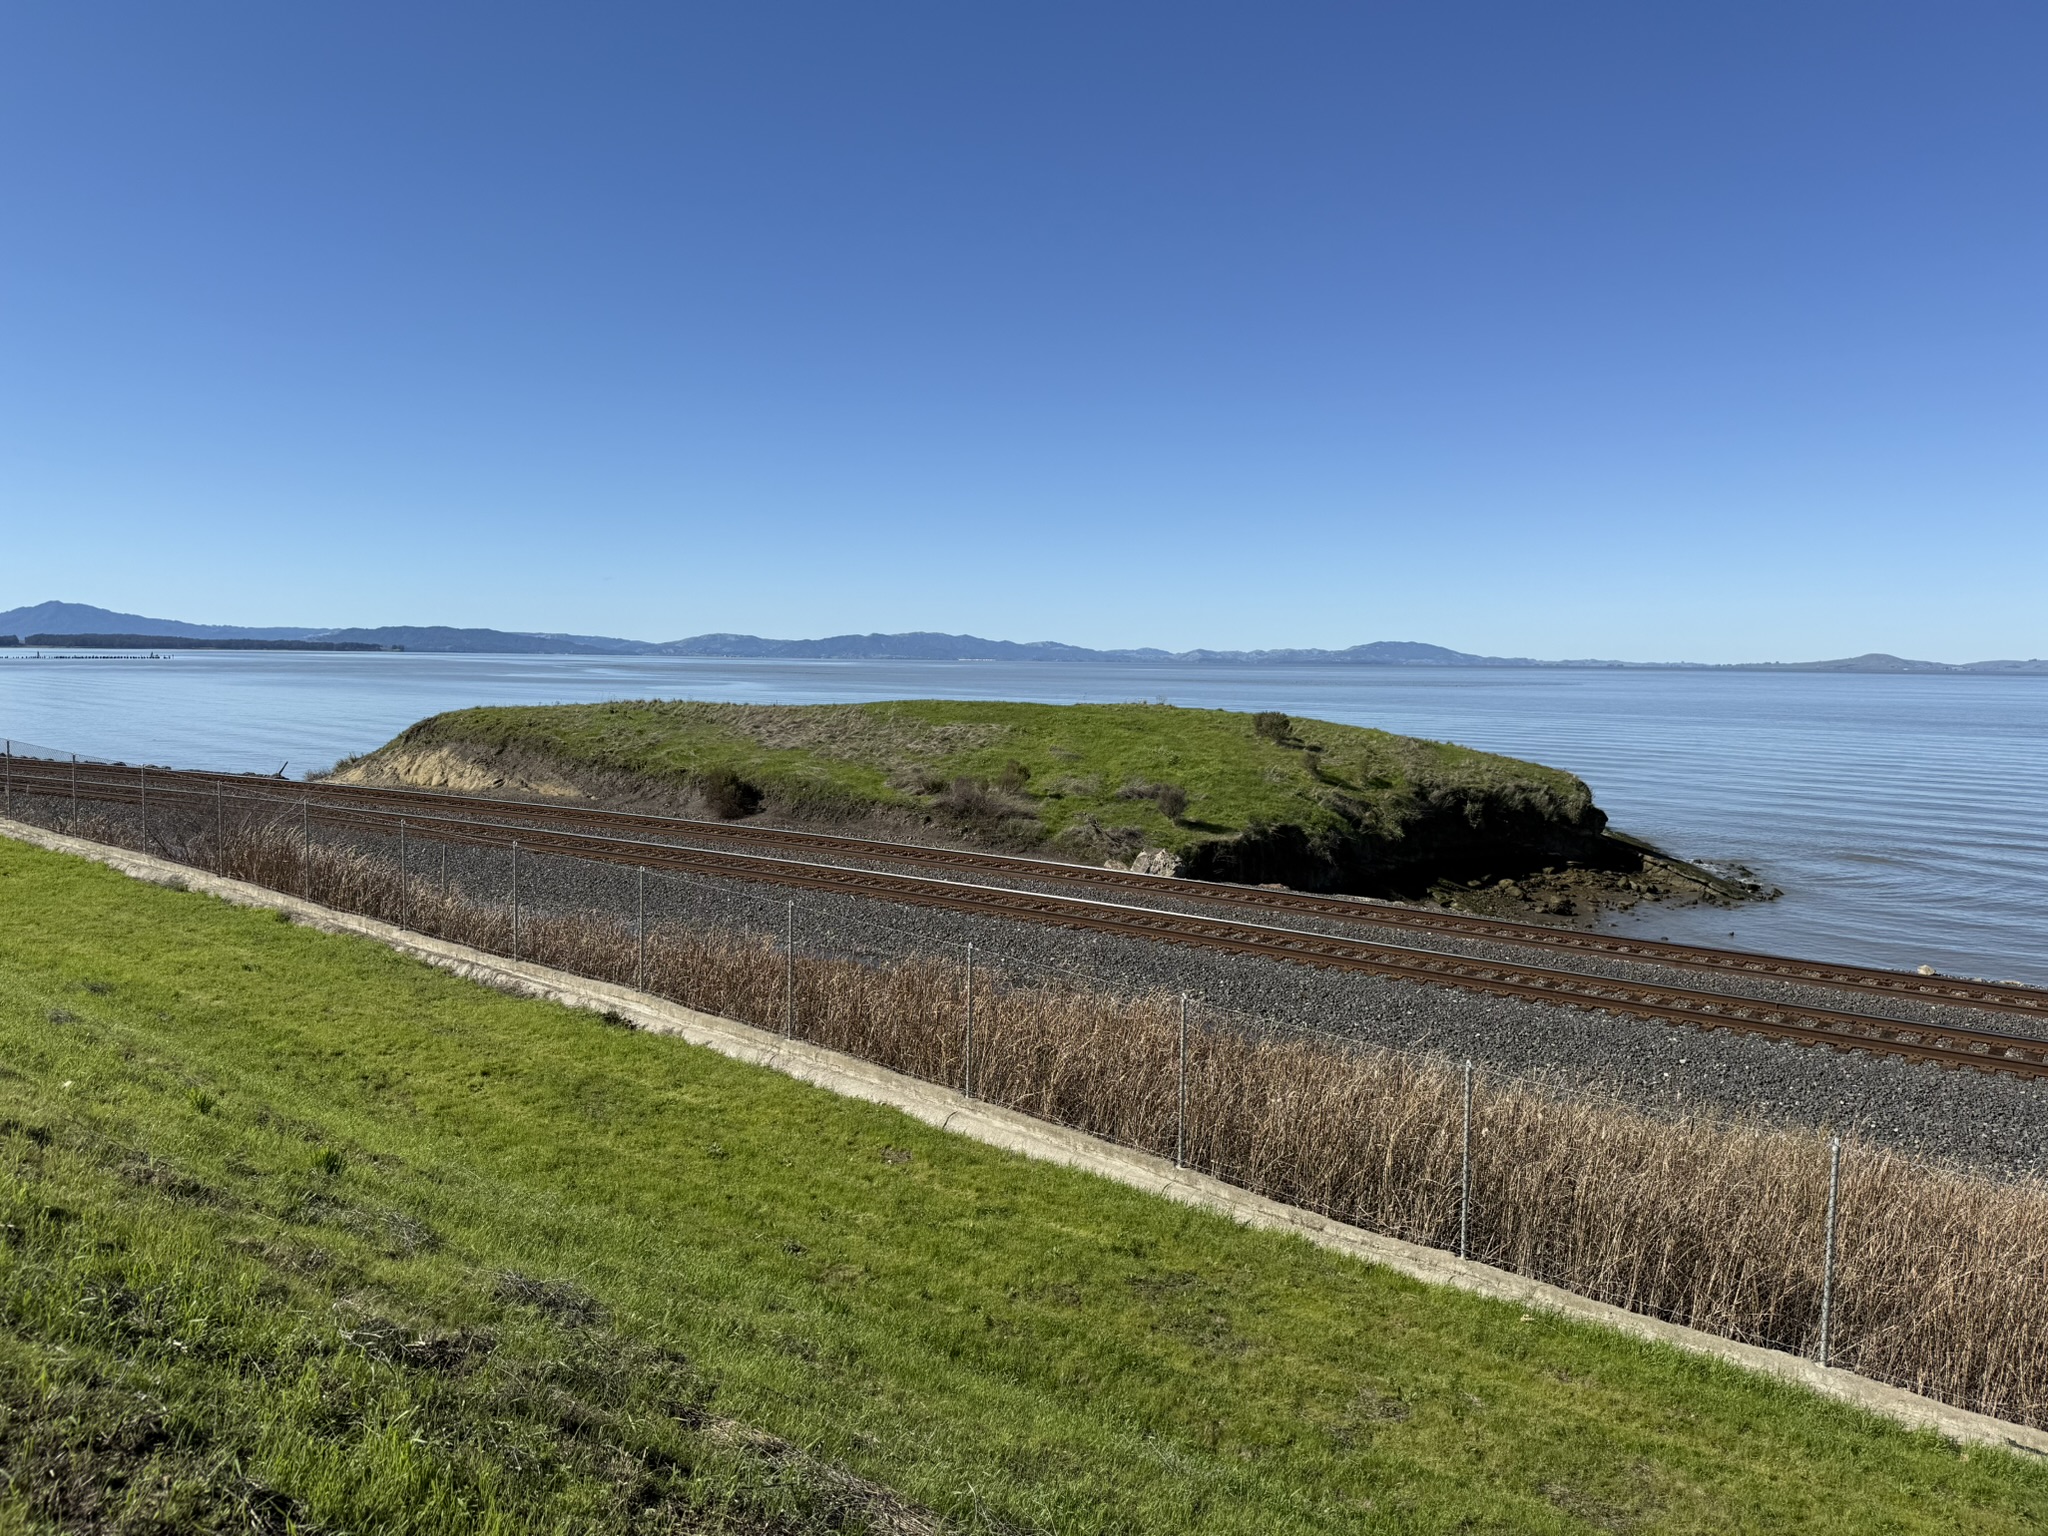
[5,745,2047,1430]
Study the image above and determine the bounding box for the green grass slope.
[339,699,1630,893]
[3,837,2038,1533]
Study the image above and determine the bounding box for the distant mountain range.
[3,600,2043,673]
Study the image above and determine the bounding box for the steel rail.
[16,761,2048,1080]
[14,754,2045,1020]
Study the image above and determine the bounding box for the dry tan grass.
[21,793,2048,1428]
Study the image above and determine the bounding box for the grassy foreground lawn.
[1,838,2041,1533]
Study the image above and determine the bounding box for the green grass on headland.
[3,836,2040,1533]
[341,699,1623,893]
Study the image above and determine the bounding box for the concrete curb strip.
[7,815,2044,1460]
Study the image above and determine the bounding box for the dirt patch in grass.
[494,1269,609,1327]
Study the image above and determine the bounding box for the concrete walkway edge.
[7,815,2044,1460]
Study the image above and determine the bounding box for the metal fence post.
[215,781,225,873]
[301,797,311,898]
[784,899,795,1038]
[1819,1135,1843,1367]
[70,754,78,828]
[1459,1058,1474,1261]
[511,840,521,960]
[3,740,10,817]
[398,817,408,927]
[1175,993,1188,1168]
[138,766,147,848]
[963,942,975,1097]
[636,866,647,990]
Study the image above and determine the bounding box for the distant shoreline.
[6,646,2048,677]
[2,604,2043,671]
[0,633,394,653]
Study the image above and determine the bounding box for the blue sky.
[2,3,2043,661]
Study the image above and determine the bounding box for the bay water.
[2,650,2042,985]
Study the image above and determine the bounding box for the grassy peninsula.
[332,699,1705,900]
[2,837,2039,1531]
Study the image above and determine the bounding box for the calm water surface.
[3,651,2043,984]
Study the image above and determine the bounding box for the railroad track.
[9,752,2042,1021]
[8,755,2048,1081]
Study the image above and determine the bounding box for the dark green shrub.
[1252,712,1293,743]
[1117,780,1190,822]
[690,767,761,820]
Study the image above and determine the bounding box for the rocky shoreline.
[1422,845,1780,925]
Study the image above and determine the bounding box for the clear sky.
[2,3,2043,661]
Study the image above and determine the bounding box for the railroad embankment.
[328,699,1768,916]
[5,835,2044,1531]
